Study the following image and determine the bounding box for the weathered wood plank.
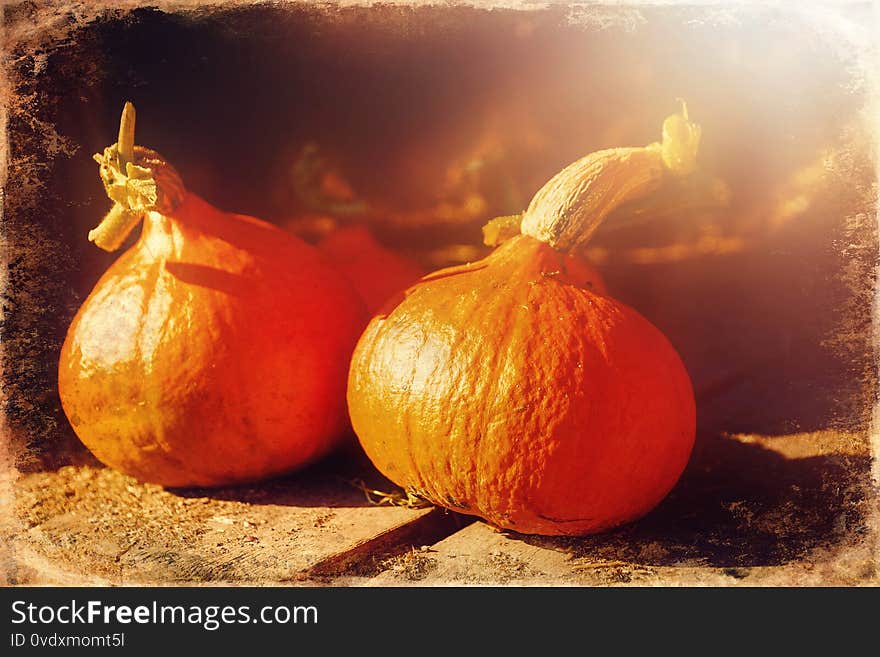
[367,429,876,586]
[368,519,875,586]
[7,402,874,586]
[304,508,473,581]
[6,452,436,585]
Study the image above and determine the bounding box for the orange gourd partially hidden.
[347,106,700,536]
[283,145,428,315]
[58,103,367,488]
[318,225,426,314]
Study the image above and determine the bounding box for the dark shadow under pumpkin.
[168,440,410,510]
[504,430,872,569]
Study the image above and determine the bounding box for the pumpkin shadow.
[169,439,401,509]
[599,214,875,440]
[164,261,253,296]
[507,430,873,568]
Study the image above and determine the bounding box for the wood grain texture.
[367,428,876,586]
[4,454,435,585]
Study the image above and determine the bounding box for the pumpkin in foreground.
[58,102,367,487]
[347,106,700,536]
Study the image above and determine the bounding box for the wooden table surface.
[5,401,875,586]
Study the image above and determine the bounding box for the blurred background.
[4,1,876,487]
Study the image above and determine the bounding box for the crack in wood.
[300,508,475,579]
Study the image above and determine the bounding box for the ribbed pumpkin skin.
[59,193,367,488]
[347,234,695,535]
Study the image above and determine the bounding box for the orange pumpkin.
[347,106,700,535]
[481,213,608,296]
[318,224,426,314]
[58,103,367,487]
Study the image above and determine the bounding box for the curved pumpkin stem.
[116,101,136,170]
[88,101,186,252]
[520,103,701,253]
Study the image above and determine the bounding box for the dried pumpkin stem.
[89,101,186,252]
[117,101,135,170]
[87,204,145,253]
[520,102,701,253]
